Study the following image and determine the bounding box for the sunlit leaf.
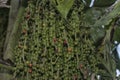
[56,0,74,18]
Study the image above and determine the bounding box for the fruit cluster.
[13,0,99,79]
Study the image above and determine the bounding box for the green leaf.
[99,26,116,79]
[94,3,120,27]
[113,27,120,42]
[91,1,120,42]
[84,8,104,25]
[3,6,25,60]
[56,0,74,18]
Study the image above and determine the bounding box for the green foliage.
[84,8,105,25]
[84,0,115,7]
[3,0,26,60]
[91,1,120,42]
[53,0,74,19]
[0,8,9,55]
[93,0,115,7]
[87,1,120,79]
[113,27,120,42]
[98,26,116,79]
[84,0,120,79]
[3,7,25,60]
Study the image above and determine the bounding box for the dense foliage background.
[0,0,120,80]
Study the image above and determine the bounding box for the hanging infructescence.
[12,0,100,79]
[0,0,120,80]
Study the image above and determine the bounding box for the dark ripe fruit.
[25,14,30,20]
[64,40,67,44]
[22,29,27,34]
[63,40,68,47]
[80,64,83,69]
[29,63,32,67]
[28,69,32,73]
[73,74,78,80]
[53,38,57,43]
[27,11,30,15]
